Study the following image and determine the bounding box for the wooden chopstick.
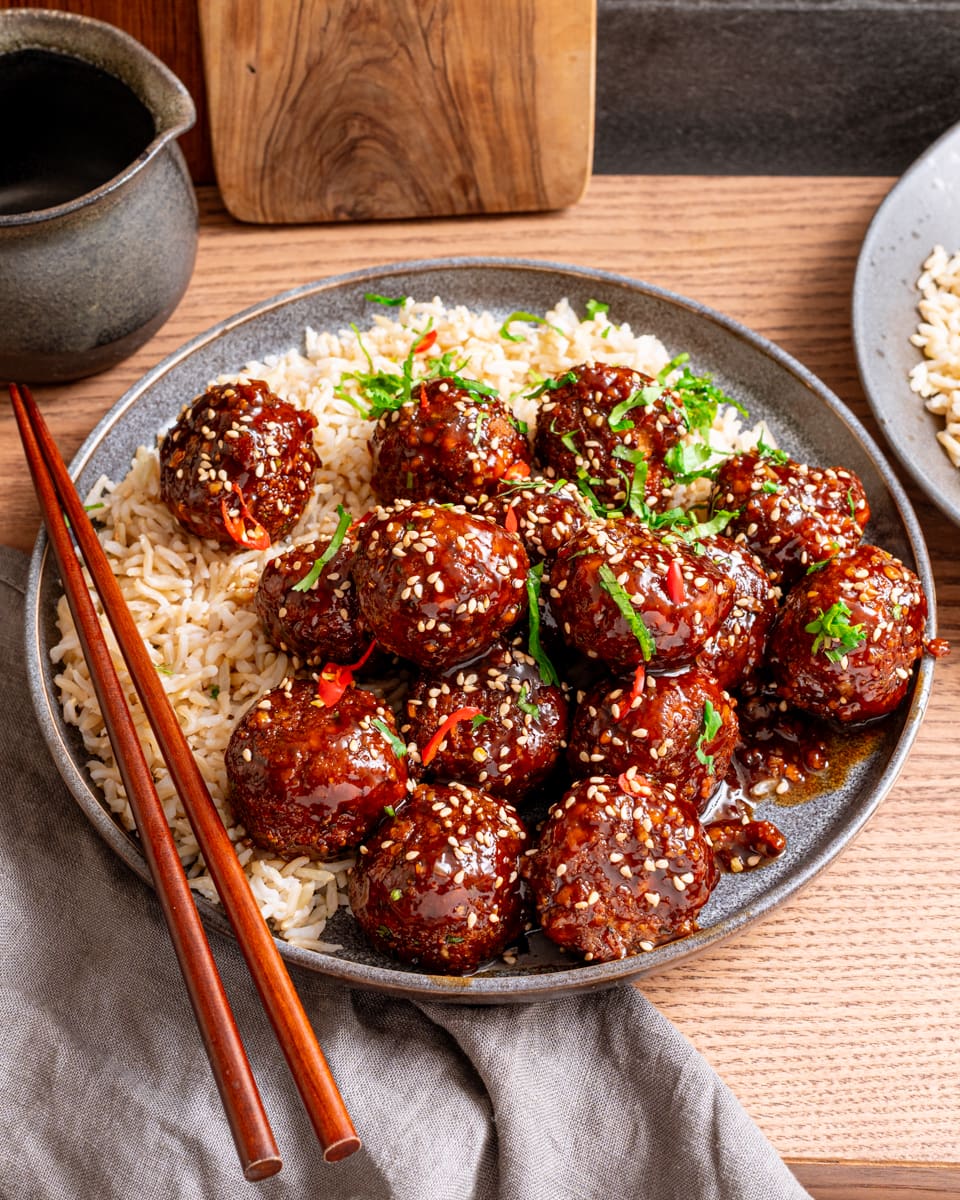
[11,384,361,1165]
[10,383,282,1180]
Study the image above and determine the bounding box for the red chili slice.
[504,504,519,533]
[413,329,437,355]
[315,639,377,706]
[502,461,530,481]
[665,558,686,605]
[615,663,646,723]
[419,382,430,410]
[421,705,482,767]
[220,482,271,551]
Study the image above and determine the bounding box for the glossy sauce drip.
[0,49,154,216]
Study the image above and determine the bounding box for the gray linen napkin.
[0,545,811,1200]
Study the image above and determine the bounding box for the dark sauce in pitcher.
[0,48,155,216]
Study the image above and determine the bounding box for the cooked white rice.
[909,244,960,469]
[51,297,768,953]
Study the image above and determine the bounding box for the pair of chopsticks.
[10,383,360,1179]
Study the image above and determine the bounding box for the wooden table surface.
[3,179,958,1200]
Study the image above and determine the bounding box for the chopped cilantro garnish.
[663,440,730,484]
[608,384,663,432]
[597,564,655,661]
[695,699,723,773]
[892,603,904,620]
[499,311,563,343]
[657,353,748,434]
[525,563,560,685]
[761,481,780,495]
[756,434,789,465]
[847,487,857,521]
[585,299,609,320]
[291,504,352,592]
[525,370,577,400]
[364,292,408,307]
[805,541,840,575]
[470,713,491,732]
[517,682,540,718]
[376,925,394,940]
[209,685,220,700]
[383,805,397,819]
[445,935,465,944]
[157,664,174,676]
[804,600,866,663]
[372,718,407,759]
[389,888,402,901]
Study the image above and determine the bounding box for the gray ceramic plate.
[853,116,960,527]
[26,258,936,1003]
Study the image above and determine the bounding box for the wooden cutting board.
[198,0,596,224]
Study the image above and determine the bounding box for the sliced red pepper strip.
[315,639,377,707]
[617,771,636,795]
[503,504,519,533]
[615,663,646,723]
[502,461,530,481]
[421,705,482,767]
[220,482,271,551]
[413,329,438,355]
[665,558,686,605]
[419,382,430,411]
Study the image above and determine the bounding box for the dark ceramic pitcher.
[0,9,197,383]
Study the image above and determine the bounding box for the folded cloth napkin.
[0,546,811,1200]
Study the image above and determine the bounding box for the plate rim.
[25,255,938,1002]
[852,116,960,527]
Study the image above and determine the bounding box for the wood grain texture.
[3,0,214,183]
[197,0,595,223]
[3,176,959,1198]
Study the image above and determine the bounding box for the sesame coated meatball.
[548,519,734,674]
[369,376,531,505]
[254,526,370,664]
[567,667,738,813]
[352,501,529,670]
[533,363,687,509]
[403,640,570,804]
[347,781,527,974]
[476,476,594,562]
[224,679,408,859]
[159,379,319,548]
[522,772,719,962]
[765,543,927,724]
[711,451,869,585]
[693,535,780,692]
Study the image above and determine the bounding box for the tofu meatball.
[224,678,407,859]
[711,451,869,585]
[347,781,527,974]
[567,667,738,813]
[476,476,594,562]
[765,543,927,724]
[254,525,369,664]
[522,772,719,962]
[533,362,686,509]
[693,535,780,692]
[548,519,734,674]
[352,501,529,670]
[369,376,531,505]
[403,640,569,804]
[159,379,319,548]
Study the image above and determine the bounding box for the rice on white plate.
[50,297,769,955]
[909,244,960,469]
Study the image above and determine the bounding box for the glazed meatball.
[548,519,734,674]
[711,451,869,585]
[255,526,369,664]
[533,363,686,509]
[224,678,408,859]
[693,535,780,692]
[476,477,594,562]
[522,772,719,962]
[369,377,531,505]
[352,501,529,670]
[348,781,527,974]
[403,641,569,804]
[160,379,319,548]
[567,667,737,812]
[765,543,927,724]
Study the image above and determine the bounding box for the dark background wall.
[5,0,960,180]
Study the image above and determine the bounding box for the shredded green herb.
[804,600,866,663]
[608,384,663,432]
[372,719,407,760]
[663,440,730,484]
[364,292,408,307]
[470,713,491,732]
[597,564,655,661]
[805,541,840,575]
[525,563,560,685]
[498,311,563,343]
[585,299,609,320]
[291,504,352,592]
[389,888,402,901]
[847,487,857,521]
[756,434,789,465]
[761,481,780,494]
[695,699,723,773]
[517,681,540,719]
[525,369,578,400]
[209,685,220,700]
[657,353,749,435]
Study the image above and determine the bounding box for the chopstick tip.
[323,1134,362,1163]
[243,1154,283,1182]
